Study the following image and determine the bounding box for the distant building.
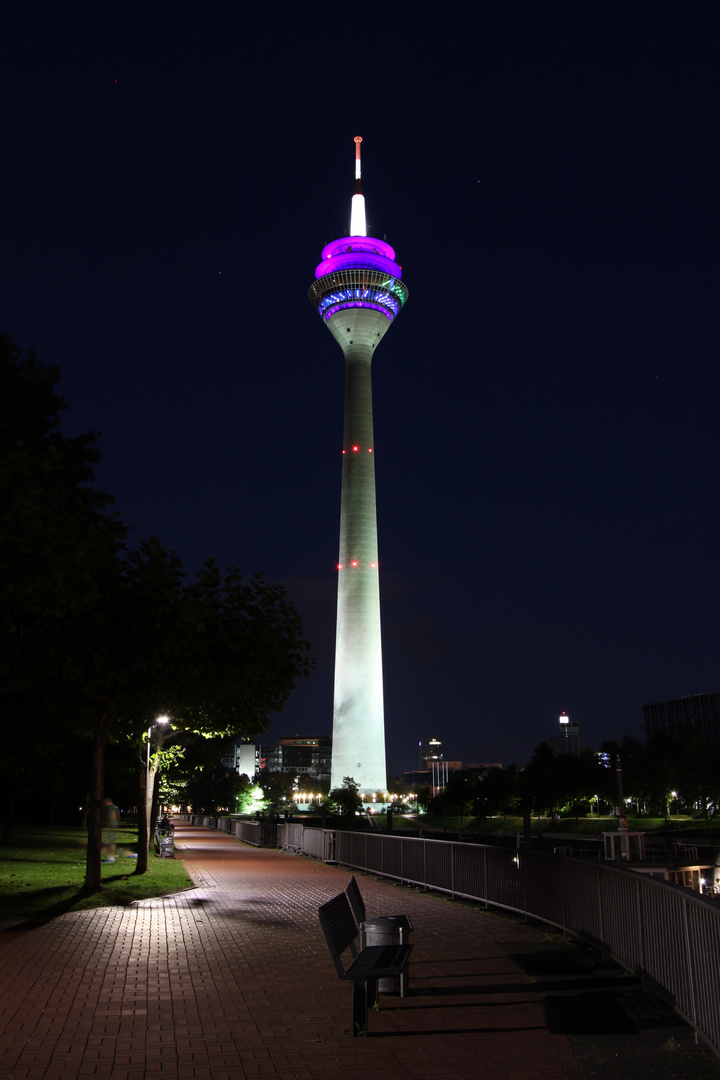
[221,737,256,777]
[403,762,464,787]
[419,737,443,769]
[256,735,332,787]
[642,692,720,751]
[548,712,581,756]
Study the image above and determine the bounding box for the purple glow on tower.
[315,236,402,280]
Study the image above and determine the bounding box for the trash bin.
[361,916,411,995]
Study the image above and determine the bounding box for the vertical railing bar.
[681,897,699,1036]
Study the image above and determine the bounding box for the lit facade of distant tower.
[308,137,408,793]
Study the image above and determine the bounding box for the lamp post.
[146,715,170,841]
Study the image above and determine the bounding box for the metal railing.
[179,814,276,847]
[306,827,720,1055]
[176,816,720,1055]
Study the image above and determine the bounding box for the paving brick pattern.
[0,824,580,1080]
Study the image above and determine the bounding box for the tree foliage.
[0,335,124,844]
[327,776,362,819]
[1,335,314,885]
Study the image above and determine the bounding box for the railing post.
[681,897,699,1032]
[482,846,488,907]
[636,878,645,975]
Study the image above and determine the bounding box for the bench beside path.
[0,822,580,1080]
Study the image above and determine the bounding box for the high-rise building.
[256,736,332,786]
[548,711,581,756]
[308,137,409,793]
[642,691,720,750]
[419,737,444,770]
[221,736,256,778]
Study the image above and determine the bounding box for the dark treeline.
[1,335,313,888]
[429,733,720,829]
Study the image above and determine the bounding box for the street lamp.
[146,715,170,837]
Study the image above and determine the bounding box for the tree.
[473,765,519,822]
[0,336,314,889]
[0,334,125,844]
[327,777,362,819]
[430,772,472,824]
[258,770,297,814]
[94,542,314,875]
[677,737,720,829]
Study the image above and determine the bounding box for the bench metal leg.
[352,978,378,1037]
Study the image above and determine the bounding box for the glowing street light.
[146,715,170,839]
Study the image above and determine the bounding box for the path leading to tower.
[0,823,714,1080]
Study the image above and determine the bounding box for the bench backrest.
[345,875,366,925]
[318,893,360,977]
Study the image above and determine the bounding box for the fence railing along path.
[183,816,720,1056]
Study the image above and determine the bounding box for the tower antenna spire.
[354,135,362,189]
[350,135,366,236]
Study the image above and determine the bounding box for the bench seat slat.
[343,944,413,982]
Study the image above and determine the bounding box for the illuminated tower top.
[309,136,408,328]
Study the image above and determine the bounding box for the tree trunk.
[135,750,149,874]
[1,789,15,846]
[149,768,161,841]
[84,702,115,892]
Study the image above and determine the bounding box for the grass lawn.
[0,825,193,923]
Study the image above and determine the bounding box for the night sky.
[3,3,719,775]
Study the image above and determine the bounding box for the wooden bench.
[345,875,414,996]
[318,892,413,1037]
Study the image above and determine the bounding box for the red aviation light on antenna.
[352,445,359,452]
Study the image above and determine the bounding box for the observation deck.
[309,232,408,323]
[309,267,409,323]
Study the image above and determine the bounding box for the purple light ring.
[310,271,408,304]
[315,251,402,279]
[321,235,396,261]
[323,301,394,322]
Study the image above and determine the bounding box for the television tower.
[308,137,409,794]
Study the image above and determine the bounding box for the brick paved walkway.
[0,823,581,1080]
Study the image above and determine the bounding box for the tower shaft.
[331,326,385,792]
